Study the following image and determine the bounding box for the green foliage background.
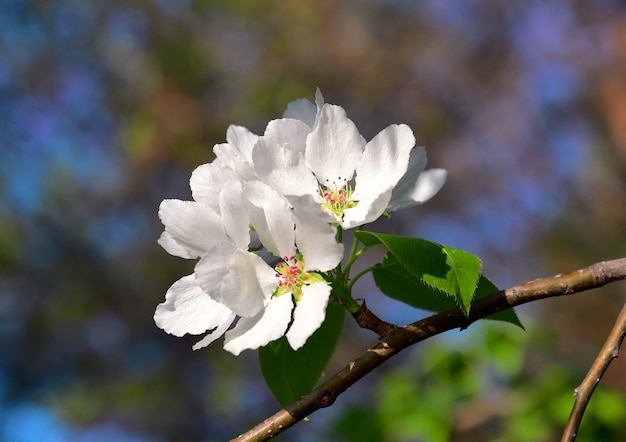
[1,1,625,440]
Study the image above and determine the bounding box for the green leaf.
[355,231,481,315]
[354,229,387,249]
[356,231,523,328]
[373,253,458,313]
[474,275,524,329]
[373,256,522,328]
[258,300,345,406]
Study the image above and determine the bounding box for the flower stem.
[335,225,344,275]
[342,225,363,277]
[347,264,380,292]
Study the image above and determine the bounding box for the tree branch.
[351,300,397,337]
[561,301,626,441]
[231,258,626,442]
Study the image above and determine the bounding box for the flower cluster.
[154,89,447,355]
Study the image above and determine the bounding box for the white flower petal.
[223,294,294,355]
[252,138,318,197]
[158,199,227,256]
[387,168,448,212]
[213,142,241,173]
[244,248,282,303]
[154,274,234,337]
[194,242,232,300]
[210,125,259,182]
[290,195,344,271]
[286,283,332,350]
[226,125,259,164]
[387,146,428,210]
[190,162,237,211]
[265,118,313,154]
[244,181,296,258]
[305,104,365,185]
[283,98,317,127]
[342,187,393,229]
[280,89,324,127]
[157,231,197,259]
[195,243,275,317]
[314,88,325,110]
[353,124,414,202]
[219,180,250,249]
[219,250,278,316]
[214,143,256,182]
[192,313,237,351]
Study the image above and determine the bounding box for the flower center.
[319,178,358,220]
[273,253,324,301]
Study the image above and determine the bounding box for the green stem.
[342,248,364,278]
[342,226,363,277]
[349,226,361,257]
[335,225,344,275]
[347,264,380,292]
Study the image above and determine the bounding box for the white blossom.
[154,180,253,349]
[254,92,447,227]
[194,181,343,354]
[253,103,412,228]
[155,88,446,355]
[156,176,343,354]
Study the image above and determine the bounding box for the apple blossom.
[156,175,343,354]
[253,103,413,228]
[154,179,255,349]
[194,181,343,355]
[155,89,447,357]
[254,93,447,228]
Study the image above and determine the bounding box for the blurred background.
[1,0,626,441]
